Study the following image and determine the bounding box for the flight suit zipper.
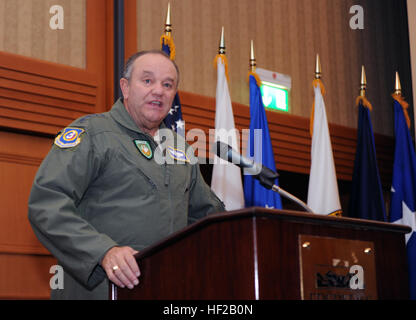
[164,162,174,233]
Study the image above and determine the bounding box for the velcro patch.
[134,140,153,160]
[54,127,85,148]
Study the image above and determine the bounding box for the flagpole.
[211,27,245,211]
[315,54,321,80]
[219,26,225,54]
[164,2,172,36]
[307,54,342,216]
[249,41,313,213]
[161,2,183,134]
[389,70,416,299]
[348,66,387,221]
[250,40,256,72]
[360,65,367,97]
[395,71,402,96]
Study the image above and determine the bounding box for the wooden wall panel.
[0,131,54,299]
[124,0,137,62]
[0,0,110,135]
[0,253,56,299]
[136,0,413,137]
[0,0,86,69]
[0,0,112,135]
[0,0,113,299]
[0,132,51,255]
[0,51,97,134]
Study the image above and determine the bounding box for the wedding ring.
[112,265,119,272]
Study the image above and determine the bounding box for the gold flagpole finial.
[218,26,225,54]
[315,54,322,79]
[394,71,402,96]
[164,2,172,35]
[360,65,367,97]
[249,40,256,72]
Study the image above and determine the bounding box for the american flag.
[161,38,185,136]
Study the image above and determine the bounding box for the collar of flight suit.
[109,98,168,141]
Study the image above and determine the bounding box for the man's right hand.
[101,246,140,289]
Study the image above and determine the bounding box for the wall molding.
[0,244,50,256]
[0,152,43,167]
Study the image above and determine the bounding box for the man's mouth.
[149,100,162,107]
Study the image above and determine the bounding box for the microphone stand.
[271,185,314,214]
[214,141,314,213]
[249,161,314,213]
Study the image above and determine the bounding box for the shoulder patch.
[54,127,85,148]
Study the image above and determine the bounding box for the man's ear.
[120,78,129,100]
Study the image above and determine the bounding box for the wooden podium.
[110,208,410,300]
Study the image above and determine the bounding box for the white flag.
[307,83,342,215]
[211,58,245,210]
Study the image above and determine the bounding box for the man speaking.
[28,50,225,299]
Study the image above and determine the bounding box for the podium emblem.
[299,235,377,300]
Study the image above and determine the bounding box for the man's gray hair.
[122,50,180,86]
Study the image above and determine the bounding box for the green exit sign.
[260,81,289,112]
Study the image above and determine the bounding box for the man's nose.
[151,83,164,96]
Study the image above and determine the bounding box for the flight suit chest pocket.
[107,152,158,194]
[167,163,192,194]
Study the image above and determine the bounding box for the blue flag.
[244,75,282,209]
[348,99,386,221]
[162,40,184,135]
[389,98,416,300]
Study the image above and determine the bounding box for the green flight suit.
[28,99,225,300]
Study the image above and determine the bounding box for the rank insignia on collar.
[167,146,189,163]
[54,127,85,148]
[134,140,153,160]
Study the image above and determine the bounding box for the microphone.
[214,141,279,190]
[213,141,314,213]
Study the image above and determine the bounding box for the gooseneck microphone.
[214,141,314,213]
[215,141,278,189]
